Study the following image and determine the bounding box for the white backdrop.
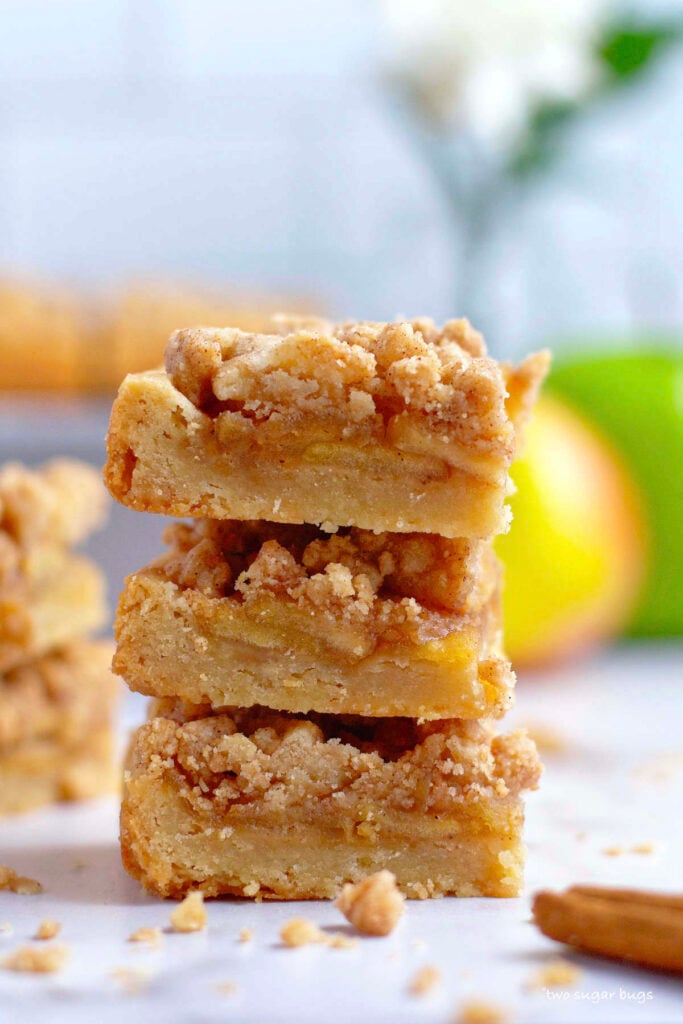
[1,0,683,355]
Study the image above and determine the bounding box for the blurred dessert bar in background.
[0,459,119,815]
[0,460,108,671]
[0,277,315,393]
[0,641,118,816]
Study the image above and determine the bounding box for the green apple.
[549,348,683,636]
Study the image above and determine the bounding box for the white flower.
[379,0,612,147]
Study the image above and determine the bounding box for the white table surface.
[1,643,683,1024]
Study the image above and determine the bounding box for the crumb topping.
[2,943,68,973]
[335,870,404,936]
[165,318,549,459]
[169,891,207,932]
[160,518,491,625]
[409,964,442,996]
[0,865,43,895]
[131,704,541,817]
[34,918,61,940]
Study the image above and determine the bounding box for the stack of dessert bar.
[105,317,548,900]
[0,460,118,816]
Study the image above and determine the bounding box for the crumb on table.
[327,933,358,950]
[34,919,61,940]
[238,927,254,943]
[335,870,405,936]
[456,1000,508,1024]
[128,926,162,946]
[169,891,207,933]
[409,964,442,996]
[602,842,656,857]
[2,943,68,973]
[522,722,567,754]
[527,958,582,989]
[110,967,152,993]
[0,865,43,895]
[216,980,238,996]
[280,918,327,948]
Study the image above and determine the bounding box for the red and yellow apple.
[497,396,646,667]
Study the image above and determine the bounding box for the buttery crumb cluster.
[161,518,490,623]
[165,319,548,466]
[106,316,546,901]
[130,704,540,816]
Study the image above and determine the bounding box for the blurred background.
[2,0,683,668]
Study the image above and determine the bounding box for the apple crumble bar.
[0,459,108,553]
[120,702,541,900]
[0,641,119,815]
[114,520,512,719]
[104,318,549,538]
[0,555,106,673]
[0,459,109,671]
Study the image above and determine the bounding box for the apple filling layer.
[114,520,512,719]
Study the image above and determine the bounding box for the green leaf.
[509,99,578,177]
[509,17,683,178]
[599,23,682,80]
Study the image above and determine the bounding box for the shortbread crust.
[114,521,512,719]
[121,702,541,899]
[104,318,548,537]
